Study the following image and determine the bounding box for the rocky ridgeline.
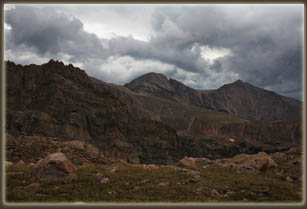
[125,72,301,121]
[93,71,302,153]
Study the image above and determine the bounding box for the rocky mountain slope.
[125,72,301,121]
[92,72,301,152]
[6,60,302,165]
[6,60,187,164]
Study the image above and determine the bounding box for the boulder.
[6,161,13,167]
[16,160,26,166]
[138,179,150,185]
[143,164,159,169]
[107,167,117,173]
[130,164,142,168]
[100,177,109,184]
[63,140,85,150]
[24,182,40,190]
[217,152,277,173]
[178,157,197,168]
[86,144,101,158]
[158,182,170,187]
[286,176,293,182]
[178,157,211,168]
[34,152,77,183]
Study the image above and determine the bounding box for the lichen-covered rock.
[34,152,76,183]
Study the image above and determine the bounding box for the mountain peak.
[46,59,65,66]
[234,79,244,84]
[124,72,173,94]
[230,79,250,86]
[137,72,168,81]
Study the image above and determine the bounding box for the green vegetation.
[6,162,301,203]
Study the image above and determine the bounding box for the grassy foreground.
[6,160,302,204]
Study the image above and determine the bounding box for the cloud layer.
[4,4,303,100]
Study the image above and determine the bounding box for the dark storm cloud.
[5,6,108,61]
[108,35,208,76]
[4,5,303,100]
[146,5,303,100]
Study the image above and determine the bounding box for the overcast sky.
[4,4,304,100]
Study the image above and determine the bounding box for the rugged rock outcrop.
[215,152,278,173]
[6,60,188,164]
[178,151,278,174]
[178,157,211,168]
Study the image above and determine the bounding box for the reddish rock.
[16,160,26,166]
[100,177,109,184]
[86,144,102,158]
[63,140,85,150]
[217,152,277,173]
[158,182,170,187]
[178,157,211,168]
[178,157,197,168]
[107,167,117,173]
[24,182,40,190]
[143,164,159,169]
[6,161,13,167]
[211,188,220,196]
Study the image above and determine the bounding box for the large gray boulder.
[34,152,77,183]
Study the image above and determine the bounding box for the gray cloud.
[4,4,303,100]
[146,5,303,99]
[5,6,108,61]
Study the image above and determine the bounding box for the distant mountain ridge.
[124,72,301,121]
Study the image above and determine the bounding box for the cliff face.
[6,60,187,164]
[6,61,302,164]
[125,73,302,121]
